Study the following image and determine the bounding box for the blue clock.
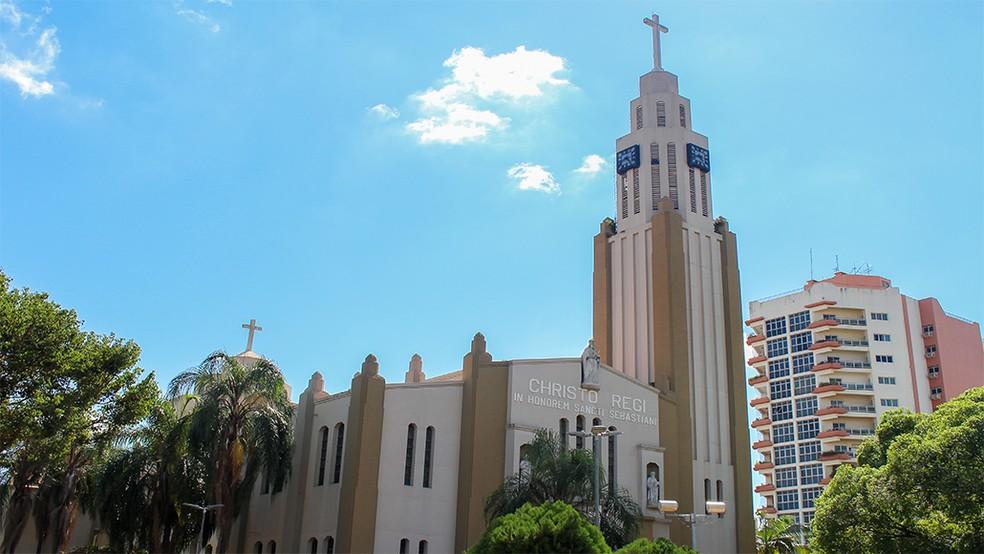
[686,143,710,172]
[616,145,640,175]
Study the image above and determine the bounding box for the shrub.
[615,537,696,554]
[468,500,611,554]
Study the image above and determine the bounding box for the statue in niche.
[580,339,601,390]
[646,470,660,506]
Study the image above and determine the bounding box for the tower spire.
[643,14,669,70]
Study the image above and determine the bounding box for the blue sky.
[2,0,982,402]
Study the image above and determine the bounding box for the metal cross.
[242,318,262,351]
[643,14,669,70]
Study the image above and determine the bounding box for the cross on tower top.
[241,318,262,352]
[643,14,669,70]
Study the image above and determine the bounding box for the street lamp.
[569,424,622,527]
[655,499,726,551]
[183,502,223,554]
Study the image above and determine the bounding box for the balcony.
[805,300,837,309]
[757,506,778,517]
[842,404,877,415]
[816,382,873,396]
[745,316,764,326]
[809,340,841,351]
[753,461,775,471]
[746,334,766,345]
[752,439,773,450]
[820,451,852,462]
[845,427,875,437]
[748,375,768,386]
[819,476,833,485]
[808,319,839,330]
[751,417,772,428]
[754,483,776,493]
[816,406,848,417]
[750,396,770,407]
[813,383,846,394]
[816,429,849,439]
[748,355,768,365]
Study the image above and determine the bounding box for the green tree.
[755,516,801,554]
[469,500,611,554]
[168,352,293,553]
[614,537,696,554]
[0,272,158,554]
[484,429,642,548]
[810,387,984,553]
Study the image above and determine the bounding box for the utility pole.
[183,503,224,554]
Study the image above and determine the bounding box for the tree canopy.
[810,387,984,553]
[469,500,612,554]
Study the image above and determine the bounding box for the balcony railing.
[830,338,869,347]
[846,405,876,413]
[820,316,867,326]
[839,382,873,392]
[839,360,872,369]
[846,428,875,436]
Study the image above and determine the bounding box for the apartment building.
[745,272,984,525]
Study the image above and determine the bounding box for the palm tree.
[484,429,642,548]
[168,352,293,554]
[756,515,803,554]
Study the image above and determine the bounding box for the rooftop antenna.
[833,255,840,273]
[809,248,814,280]
[851,262,873,275]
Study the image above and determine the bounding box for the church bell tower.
[592,15,755,552]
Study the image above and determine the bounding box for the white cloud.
[0,1,60,99]
[408,46,569,144]
[368,103,400,120]
[177,8,220,33]
[574,154,606,175]
[206,0,232,5]
[507,163,560,194]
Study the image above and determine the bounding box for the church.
[221,13,754,554]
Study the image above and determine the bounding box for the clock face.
[686,143,710,172]
[616,145,640,175]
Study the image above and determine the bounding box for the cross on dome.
[241,318,262,352]
[643,14,669,70]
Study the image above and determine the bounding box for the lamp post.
[183,502,223,554]
[569,424,622,527]
[655,499,726,551]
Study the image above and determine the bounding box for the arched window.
[575,415,585,450]
[399,538,409,554]
[679,104,686,128]
[423,426,435,488]
[267,541,277,554]
[324,536,334,554]
[704,478,712,513]
[559,418,569,450]
[592,417,602,427]
[656,101,666,126]
[404,423,417,486]
[607,428,618,493]
[317,426,330,486]
[309,538,318,554]
[254,541,263,554]
[332,423,345,484]
[205,547,213,554]
[418,540,429,554]
[716,479,724,501]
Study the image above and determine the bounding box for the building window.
[922,324,934,336]
[790,332,813,353]
[332,423,345,484]
[872,312,889,321]
[768,359,790,379]
[324,537,334,554]
[775,445,796,466]
[794,374,816,396]
[657,101,666,126]
[404,423,417,486]
[667,143,678,209]
[875,355,894,363]
[559,418,569,450]
[772,422,794,444]
[699,171,708,216]
[931,387,943,399]
[632,168,641,214]
[255,542,263,554]
[803,511,815,526]
[796,397,818,418]
[792,353,814,374]
[268,542,276,554]
[418,541,428,554]
[874,334,891,342]
[576,415,585,449]
[880,398,899,407]
[261,467,270,495]
[789,311,811,332]
[767,338,789,358]
[650,143,661,210]
[716,480,723,502]
[777,490,798,511]
[688,168,697,213]
[679,104,686,127]
[775,467,797,488]
[802,488,822,509]
[928,366,940,379]
[317,427,330,486]
[309,538,318,554]
[423,426,435,488]
[800,464,823,485]
[620,174,628,219]
[635,105,643,130]
[399,539,409,554]
[877,376,896,385]
[771,401,792,422]
[607,433,617,493]
[926,345,937,357]
[770,379,792,400]
[797,418,820,440]
[765,317,787,337]
[799,441,821,462]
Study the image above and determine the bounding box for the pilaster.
[593,218,616,366]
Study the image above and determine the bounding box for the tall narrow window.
[559,418,569,450]
[635,105,643,130]
[716,480,723,501]
[261,468,270,494]
[399,539,409,554]
[704,479,711,513]
[620,174,628,219]
[324,537,334,554]
[607,432,617,495]
[679,105,686,127]
[667,143,678,209]
[632,169,640,214]
[688,168,697,213]
[575,415,585,450]
[699,171,708,216]
[650,143,661,210]
[418,540,428,554]
[332,423,344,484]
[423,426,434,488]
[268,541,276,554]
[255,542,263,554]
[404,423,417,486]
[656,101,666,126]
[317,427,330,486]
[309,538,318,554]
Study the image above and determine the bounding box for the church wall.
[298,393,351,550]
